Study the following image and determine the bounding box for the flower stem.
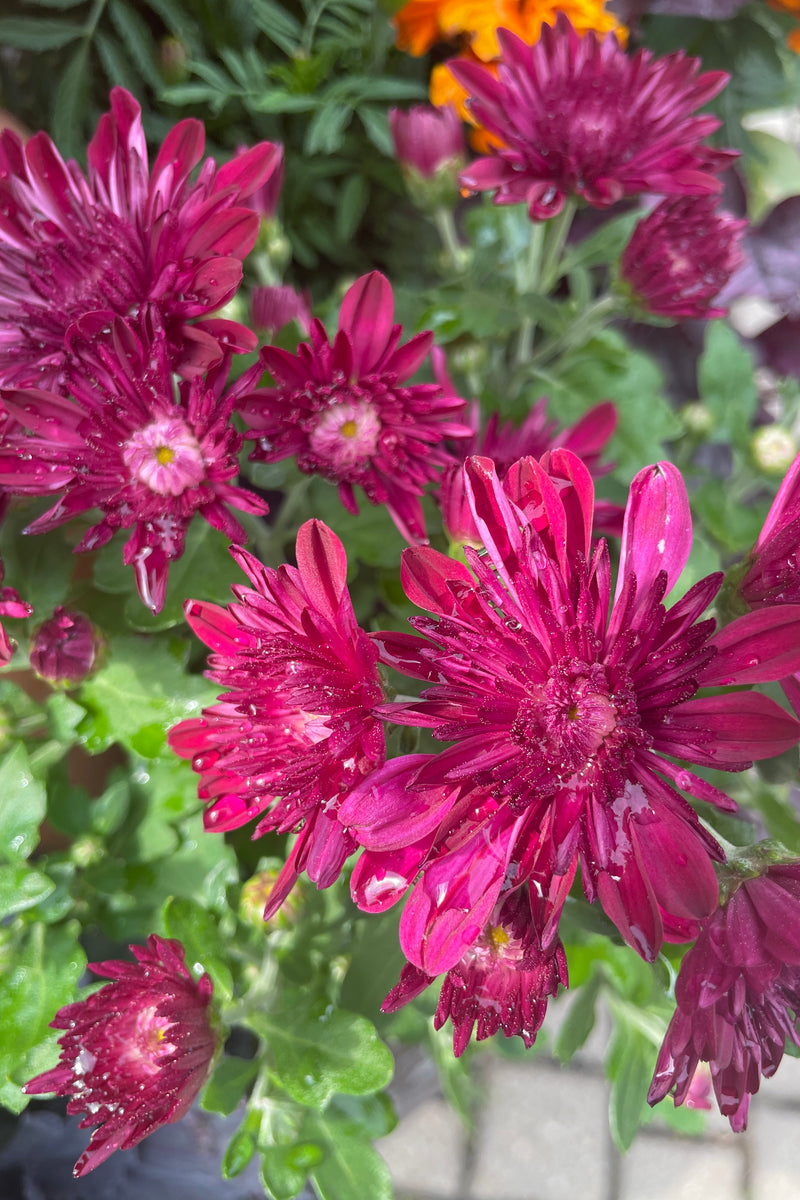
[432,208,469,273]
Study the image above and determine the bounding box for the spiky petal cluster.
[452,16,733,220]
[238,271,470,542]
[621,196,746,320]
[0,87,281,389]
[0,308,268,612]
[648,862,800,1131]
[343,453,800,976]
[168,520,386,913]
[738,450,800,612]
[382,885,567,1055]
[23,935,218,1177]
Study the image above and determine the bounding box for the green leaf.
[95,28,143,95]
[162,895,234,1001]
[305,104,353,156]
[697,322,758,449]
[50,38,91,157]
[335,174,369,243]
[307,1112,393,1200]
[606,1026,656,1152]
[79,635,216,757]
[250,0,302,53]
[223,1111,260,1179]
[0,921,86,1112]
[0,16,84,48]
[554,974,601,1064]
[261,1144,318,1200]
[202,1054,258,1116]
[259,998,393,1108]
[0,864,55,918]
[0,743,47,861]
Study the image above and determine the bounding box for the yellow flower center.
[155,445,176,465]
[339,420,358,438]
[486,924,510,950]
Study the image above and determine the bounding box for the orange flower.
[393,0,625,61]
[430,56,504,151]
[768,0,800,50]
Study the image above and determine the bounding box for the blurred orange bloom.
[395,0,625,62]
[768,0,800,51]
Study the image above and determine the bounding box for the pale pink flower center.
[123,417,206,495]
[466,922,525,970]
[116,1005,177,1077]
[307,399,381,474]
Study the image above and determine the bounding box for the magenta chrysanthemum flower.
[0,555,31,666]
[0,87,281,389]
[238,271,470,542]
[23,935,218,1177]
[251,284,312,338]
[342,452,800,974]
[451,16,734,220]
[648,861,800,1132]
[168,519,386,913]
[0,308,268,612]
[621,196,746,320]
[382,885,567,1056]
[738,450,800,612]
[29,606,102,686]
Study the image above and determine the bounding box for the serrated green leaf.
[0,16,84,48]
[0,921,86,1111]
[202,1054,258,1115]
[79,635,216,756]
[0,864,55,918]
[258,998,393,1108]
[162,895,234,1000]
[0,743,47,861]
[307,1112,393,1200]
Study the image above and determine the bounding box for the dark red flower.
[0,555,31,666]
[383,885,567,1056]
[0,87,280,388]
[342,453,800,974]
[168,519,386,913]
[621,196,746,319]
[29,607,102,685]
[0,308,268,612]
[24,935,218,1177]
[452,16,734,219]
[238,271,470,542]
[649,861,800,1131]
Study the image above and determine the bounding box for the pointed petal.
[616,462,691,603]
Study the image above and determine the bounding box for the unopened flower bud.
[159,36,189,86]
[29,607,102,686]
[681,402,714,437]
[240,865,305,928]
[752,426,798,475]
[390,105,467,213]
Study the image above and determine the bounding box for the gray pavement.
[379,999,800,1200]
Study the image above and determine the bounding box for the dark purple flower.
[29,607,102,685]
[649,861,800,1131]
[24,935,219,1177]
[451,15,734,220]
[621,196,746,320]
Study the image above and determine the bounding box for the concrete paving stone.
[756,1049,800,1106]
[621,1133,745,1200]
[467,1058,609,1200]
[749,1104,800,1200]
[379,1096,468,1198]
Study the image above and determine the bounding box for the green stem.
[527,293,620,370]
[432,208,468,273]
[538,198,577,295]
[514,222,546,367]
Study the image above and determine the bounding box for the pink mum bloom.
[382,885,567,1056]
[23,935,218,1177]
[0,555,31,666]
[451,16,734,220]
[168,519,386,914]
[238,271,470,542]
[0,308,268,613]
[648,861,800,1132]
[345,453,800,973]
[0,87,281,388]
[621,196,746,320]
[251,284,312,338]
